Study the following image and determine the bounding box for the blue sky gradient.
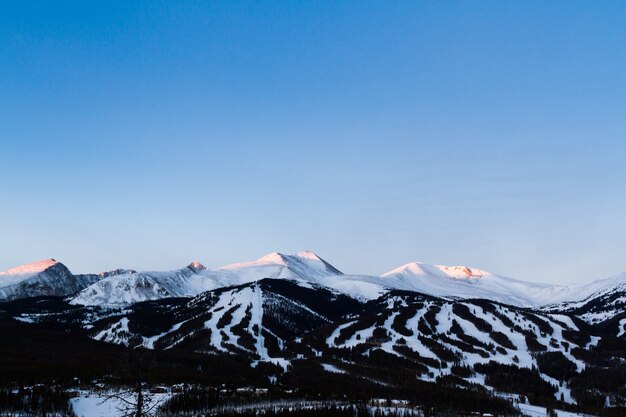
[1,1,626,283]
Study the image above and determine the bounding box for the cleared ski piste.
[517,402,596,417]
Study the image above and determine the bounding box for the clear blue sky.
[1,1,625,284]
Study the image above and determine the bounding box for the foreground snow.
[70,390,169,417]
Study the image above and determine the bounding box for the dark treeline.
[3,296,626,417]
[206,405,399,417]
[0,317,515,416]
[0,386,75,416]
[196,404,512,417]
[281,360,515,415]
[0,317,265,387]
[473,362,557,406]
[158,365,515,416]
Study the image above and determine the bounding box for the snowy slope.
[85,279,359,368]
[0,259,101,300]
[377,262,571,306]
[314,263,548,305]
[321,290,588,403]
[313,262,626,308]
[69,262,217,306]
[544,273,626,326]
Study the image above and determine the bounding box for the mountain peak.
[0,258,60,276]
[0,258,99,301]
[256,252,288,265]
[255,251,328,265]
[382,261,488,279]
[381,262,428,277]
[188,261,207,271]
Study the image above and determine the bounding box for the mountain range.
[1,252,624,315]
[1,251,626,413]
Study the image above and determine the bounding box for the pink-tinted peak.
[0,258,58,276]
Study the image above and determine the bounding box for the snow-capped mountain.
[73,251,562,306]
[217,250,342,281]
[313,263,536,303]
[311,261,626,307]
[69,262,214,306]
[365,262,587,306]
[70,251,343,306]
[0,259,101,300]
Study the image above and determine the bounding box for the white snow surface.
[376,262,625,307]
[314,262,626,308]
[70,391,169,417]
